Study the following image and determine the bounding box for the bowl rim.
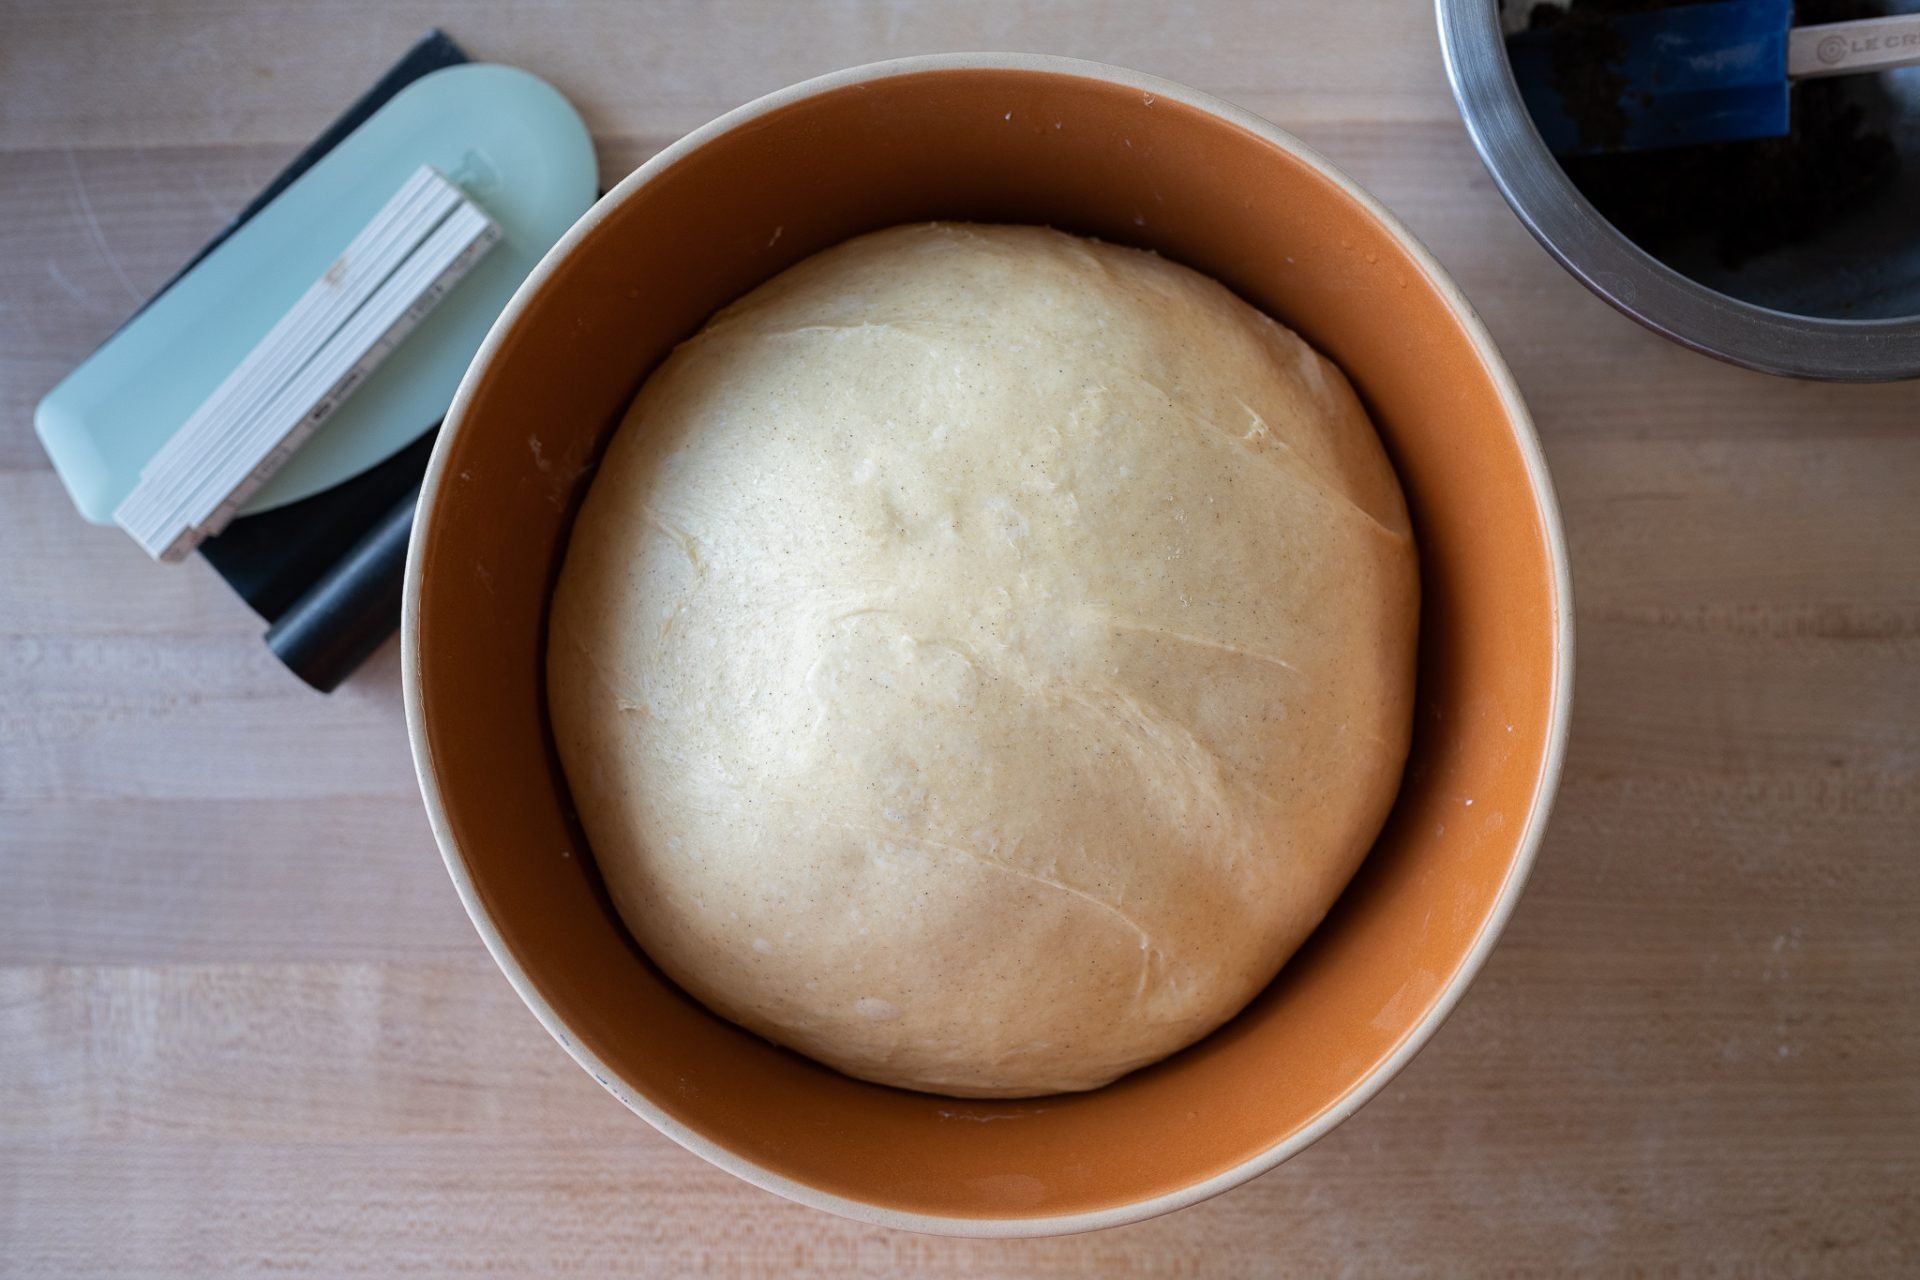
[402,50,1577,1238]
[1434,0,1920,383]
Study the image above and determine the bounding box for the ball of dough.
[549,224,1417,1098]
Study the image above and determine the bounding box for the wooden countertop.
[3,3,1916,1273]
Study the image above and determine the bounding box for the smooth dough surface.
[549,224,1418,1097]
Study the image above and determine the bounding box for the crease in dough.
[836,821,1165,965]
[1077,609,1309,679]
[635,504,706,575]
[1156,388,1413,544]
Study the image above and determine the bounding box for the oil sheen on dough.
[548,223,1419,1097]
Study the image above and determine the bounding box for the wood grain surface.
[3,2,1917,1274]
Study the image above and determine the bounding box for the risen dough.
[549,224,1418,1097]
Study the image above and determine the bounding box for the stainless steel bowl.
[1437,0,1920,381]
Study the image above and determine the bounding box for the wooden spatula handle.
[1788,13,1920,79]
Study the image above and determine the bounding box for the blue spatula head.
[1509,0,1795,155]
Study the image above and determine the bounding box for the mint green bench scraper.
[36,62,596,526]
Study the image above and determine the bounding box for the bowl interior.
[1510,1,1920,322]
[409,61,1565,1228]
[1669,13,1920,322]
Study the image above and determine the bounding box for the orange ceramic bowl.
[403,54,1572,1236]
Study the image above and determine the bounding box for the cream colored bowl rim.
[402,50,1576,1239]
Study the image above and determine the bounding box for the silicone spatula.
[1509,1,1920,155]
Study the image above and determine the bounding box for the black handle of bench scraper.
[265,486,418,692]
